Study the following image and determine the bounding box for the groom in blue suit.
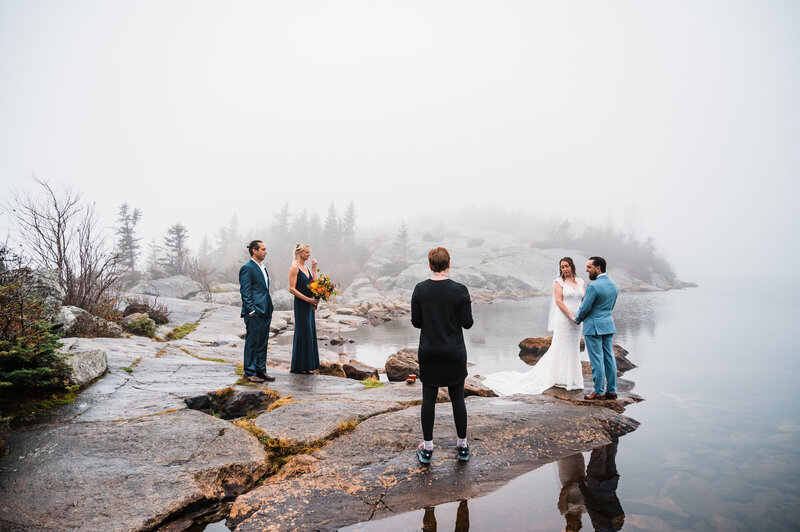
[573,256,619,400]
[239,240,275,383]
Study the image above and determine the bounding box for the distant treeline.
[119,201,369,291]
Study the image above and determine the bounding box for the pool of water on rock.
[211,285,800,531]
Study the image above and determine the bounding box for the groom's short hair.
[247,240,264,256]
[589,256,607,273]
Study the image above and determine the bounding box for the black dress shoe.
[257,372,276,382]
[584,392,605,400]
[604,392,618,400]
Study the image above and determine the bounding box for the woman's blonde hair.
[293,243,310,261]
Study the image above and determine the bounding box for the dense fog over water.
[1,1,798,287]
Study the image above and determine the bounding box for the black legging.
[421,380,467,441]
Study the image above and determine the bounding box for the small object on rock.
[405,374,416,385]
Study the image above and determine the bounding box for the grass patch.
[333,418,360,436]
[178,347,226,364]
[121,366,133,373]
[155,347,168,358]
[232,418,267,439]
[166,322,198,341]
[130,357,142,368]
[361,376,386,388]
[266,395,295,413]
[235,363,244,376]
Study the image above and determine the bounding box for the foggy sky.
[1,0,798,286]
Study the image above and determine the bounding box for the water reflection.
[582,439,624,531]
[421,499,470,531]
[343,440,625,531]
[556,439,624,532]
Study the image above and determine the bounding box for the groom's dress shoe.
[584,392,605,400]
[257,372,276,382]
[604,393,618,400]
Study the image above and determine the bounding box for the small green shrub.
[124,316,156,337]
[166,322,197,341]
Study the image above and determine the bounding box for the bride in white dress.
[484,257,585,395]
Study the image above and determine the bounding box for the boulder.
[343,361,379,381]
[52,305,124,338]
[317,361,347,378]
[52,305,86,335]
[519,336,554,357]
[385,348,419,382]
[211,292,242,306]
[464,376,497,397]
[63,349,108,387]
[212,282,239,292]
[128,275,203,299]
[28,269,65,320]
[271,289,293,311]
[121,313,156,337]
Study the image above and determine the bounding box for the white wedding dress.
[484,277,585,395]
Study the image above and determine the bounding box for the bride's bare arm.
[554,281,574,320]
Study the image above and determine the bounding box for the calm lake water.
[336,286,800,531]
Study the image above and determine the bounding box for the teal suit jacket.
[574,275,618,336]
[239,260,274,318]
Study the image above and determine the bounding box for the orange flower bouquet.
[308,271,339,301]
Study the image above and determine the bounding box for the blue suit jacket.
[574,275,618,336]
[239,260,274,318]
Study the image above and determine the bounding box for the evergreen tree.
[323,203,340,244]
[396,222,410,261]
[146,238,162,278]
[160,223,189,275]
[116,203,142,271]
[341,201,356,244]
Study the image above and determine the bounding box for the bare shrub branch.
[8,177,123,311]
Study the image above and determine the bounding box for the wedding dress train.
[484,277,585,395]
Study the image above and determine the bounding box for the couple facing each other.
[483,255,620,401]
[238,240,321,384]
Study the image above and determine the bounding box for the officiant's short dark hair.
[589,256,607,272]
[247,240,264,256]
[428,247,450,273]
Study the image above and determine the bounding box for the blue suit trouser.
[243,314,271,376]
[584,333,617,394]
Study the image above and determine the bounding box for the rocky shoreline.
[0,293,642,531]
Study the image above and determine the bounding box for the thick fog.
[1,1,798,286]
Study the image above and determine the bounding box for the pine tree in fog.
[116,203,141,271]
[160,223,189,275]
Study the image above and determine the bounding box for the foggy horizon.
[2,1,798,287]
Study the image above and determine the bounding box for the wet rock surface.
[0,410,266,532]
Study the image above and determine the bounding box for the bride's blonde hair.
[293,243,310,261]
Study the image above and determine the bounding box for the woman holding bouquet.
[289,243,320,374]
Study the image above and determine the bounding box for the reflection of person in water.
[557,452,587,531]
[581,438,625,531]
[422,499,470,532]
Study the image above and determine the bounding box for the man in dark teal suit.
[239,240,275,383]
[574,256,619,400]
